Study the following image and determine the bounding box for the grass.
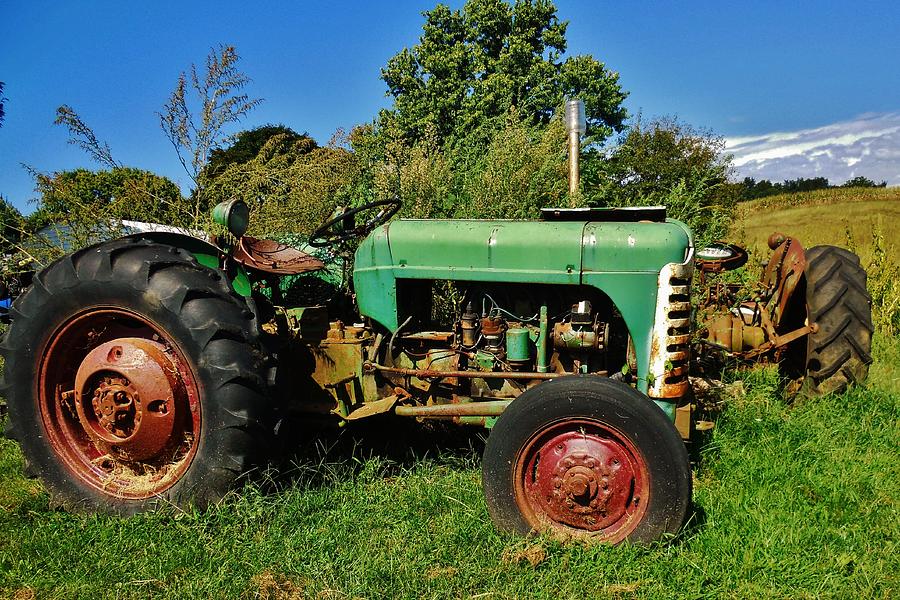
[2,188,899,599]
[2,340,899,599]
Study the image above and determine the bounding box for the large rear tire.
[1,237,269,513]
[482,376,691,544]
[801,245,873,396]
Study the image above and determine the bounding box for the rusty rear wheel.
[482,376,690,544]
[2,237,269,512]
[39,308,202,499]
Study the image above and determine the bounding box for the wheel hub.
[91,378,141,438]
[74,338,179,460]
[528,430,639,531]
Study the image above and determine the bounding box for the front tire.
[482,376,691,544]
[1,237,269,513]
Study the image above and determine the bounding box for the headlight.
[212,199,250,237]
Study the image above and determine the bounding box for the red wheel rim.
[513,418,649,543]
[38,307,201,499]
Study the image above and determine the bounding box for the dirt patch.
[12,588,36,600]
[246,570,305,600]
[501,542,547,567]
[425,566,459,580]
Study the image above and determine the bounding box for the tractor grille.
[649,260,693,399]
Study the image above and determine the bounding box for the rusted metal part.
[394,399,511,417]
[279,306,329,341]
[704,307,815,360]
[232,236,325,275]
[399,331,454,343]
[346,394,398,420]
[74,339,179,461]
[648,259,693,399]
[675,403,692,439]
[761,234,806,329]
[697,232,811,365]
[513,418,648,542]
[365,362,561,380]
[552,320,608,352]
[38,307,200,499]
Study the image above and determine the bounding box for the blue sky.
[2,1,899,213]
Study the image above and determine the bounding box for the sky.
[1,1,899,213]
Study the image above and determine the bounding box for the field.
[733,186,900,262]
[1,188,899,599]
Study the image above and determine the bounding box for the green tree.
[842,175,887,188]
[204,125,316,182]
[0,196,24,253]
[380,0,627,147]
[587,116,737,245]
[204,132,356,237]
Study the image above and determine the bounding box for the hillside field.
[1,188,898,599]
[732,186,900,263]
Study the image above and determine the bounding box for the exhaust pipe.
[565,98,586,204]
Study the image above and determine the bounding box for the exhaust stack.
[565,98,586,203]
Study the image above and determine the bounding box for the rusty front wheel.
[482,376,691,544]
[2,237,269,513]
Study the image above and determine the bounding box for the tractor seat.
[232,236,325,275]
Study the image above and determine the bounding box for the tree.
[33,167,184,224]
[203,132,356,237]
[203,124,316,183]
[588,116,737,245]
[842,175,887,188]
[159,44,262,205]
[379,0,627,147]
[0,196,24,253]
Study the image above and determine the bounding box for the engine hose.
[386,316,413,367]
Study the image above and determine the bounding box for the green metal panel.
[384,219,585,282]
[354,218,690,337]
[579,272,658,393]
[354,224,399,330]
[581,219,691,272]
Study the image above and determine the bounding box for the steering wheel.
[308,199,401,248]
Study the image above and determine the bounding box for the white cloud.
[725,112,900,185]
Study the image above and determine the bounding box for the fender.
[122,232,252,297]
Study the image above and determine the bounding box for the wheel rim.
[38,307,201,500]
[513,418,649,543]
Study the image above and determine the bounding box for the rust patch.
[649,259,693,399]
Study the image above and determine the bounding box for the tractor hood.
[354,218,693,331]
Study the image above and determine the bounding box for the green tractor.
[0,104,872,545]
